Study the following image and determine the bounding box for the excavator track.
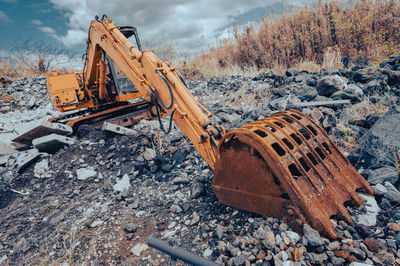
[49,100,153,133]
[213,109,373,238]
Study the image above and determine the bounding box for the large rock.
[357,109,400,168]
[316,75,345,97]
[32,134,74,153]
[384,182,400,203]
[354,193,380,226]
[367,166,398,185]
[303,224,324,247]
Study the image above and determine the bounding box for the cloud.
[39,26,57,34]
[0,0,17,3]
[48,0,292,56]
[30,19,43,26]
[0,10,12,24]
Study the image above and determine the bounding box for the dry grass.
[182,0,400,78]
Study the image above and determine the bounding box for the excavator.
[44,15,373,238]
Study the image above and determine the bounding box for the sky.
[0,0,303,67]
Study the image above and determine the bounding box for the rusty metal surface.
[213,109,374,238]
[49,100,152,132]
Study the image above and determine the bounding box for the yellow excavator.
[45,15,373,238]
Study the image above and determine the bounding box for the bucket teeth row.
[213,109,373,238]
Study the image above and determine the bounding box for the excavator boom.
[46,16,373,238]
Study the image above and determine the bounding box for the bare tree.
[11,38,78,73]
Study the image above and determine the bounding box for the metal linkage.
[147,236,220,266]
[213,109,373,238]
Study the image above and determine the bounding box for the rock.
[303,224,324,247]
[349,262,372,266]
[364,238,380,253]
[14,149,40,173]
[131,243,148,256]
[32,133,74,153]
[263,231,276,249]
[286,68,299,77]
[191,182,205,199]
[354,193,380,226]
[172,175,190,185]
[203,248,213,257]
[310,108,324,122]
[170,204,182,213]
[331,84,363,103]
[357,109,400,168]
[316,75,345,97]
[113,174,131,192]
[143,148,156,161]
[384,182,400,203]
[355,224,373,238]
[352,66,385,83]
[124,223,137,233]
[331,256,346,265]
[285,231,300,245]
[372,183,387,195]
[215,225,224,238]
[102,122,138,136]
[33,159,49,178]
[367,166,398,185]
[76,167,97,181]
[388,222,400,232]
[190,211,200,225]
[294,85,318,101]
[232,254,247,265]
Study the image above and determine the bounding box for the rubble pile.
[0,58,400,265]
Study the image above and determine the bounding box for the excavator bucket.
[213,109,373,238]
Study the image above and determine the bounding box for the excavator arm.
[46,16,374,238]
[83,17,224,167]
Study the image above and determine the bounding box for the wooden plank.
[287,99,351,109]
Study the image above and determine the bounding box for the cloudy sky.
[0,0,303,63]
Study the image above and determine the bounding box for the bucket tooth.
[213,109,373,238]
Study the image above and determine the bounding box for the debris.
[12,121,72,146]
[32,134,74,153]
[76,167,97,181]
[33,159,49,178]
[143,148,156,161]
[102,122,138,136]
[14,149,40,173]
[113,174,131,192]
[303,224,324,247]
[384,182,400,203]
[131,243,148,256]
[354,193,380,226]
[10,188,30,196]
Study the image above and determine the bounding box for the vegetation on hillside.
[181,0,400,78]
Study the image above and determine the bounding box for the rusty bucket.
[213,109,373,238]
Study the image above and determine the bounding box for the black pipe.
[147,236,220,266]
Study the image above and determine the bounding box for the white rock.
[203,248,212,257]
[34,159,49,178]
[113,174,131,192]
[131,243,148,256]
[349,262,371,266]
[90,220,103,228]
[76,167,97,180]
[285,231,300,245]
[0,255,7,264]
[372,183,387,195]
[143,148,156,161]
[354,193,380,226]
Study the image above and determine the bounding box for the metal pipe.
[147,236,220,266]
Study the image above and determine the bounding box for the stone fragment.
[263,231,276,249]
[316,75,345,97]
[13,121,72,146]
[303,224,324,247]
[143,148,156,161]
[372,183,387,195]
[76,167,97,181]
[15,149,40,173]
[384,182,400,203]
[131,243,148,256]
[32,134,74,153]
[113,174,131,192]
[102,122,138,136]
[354,193,380,226]
[364,238,380,253]
[33,159,49,178]
[191,182,205,199]
[367,166,398,185]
